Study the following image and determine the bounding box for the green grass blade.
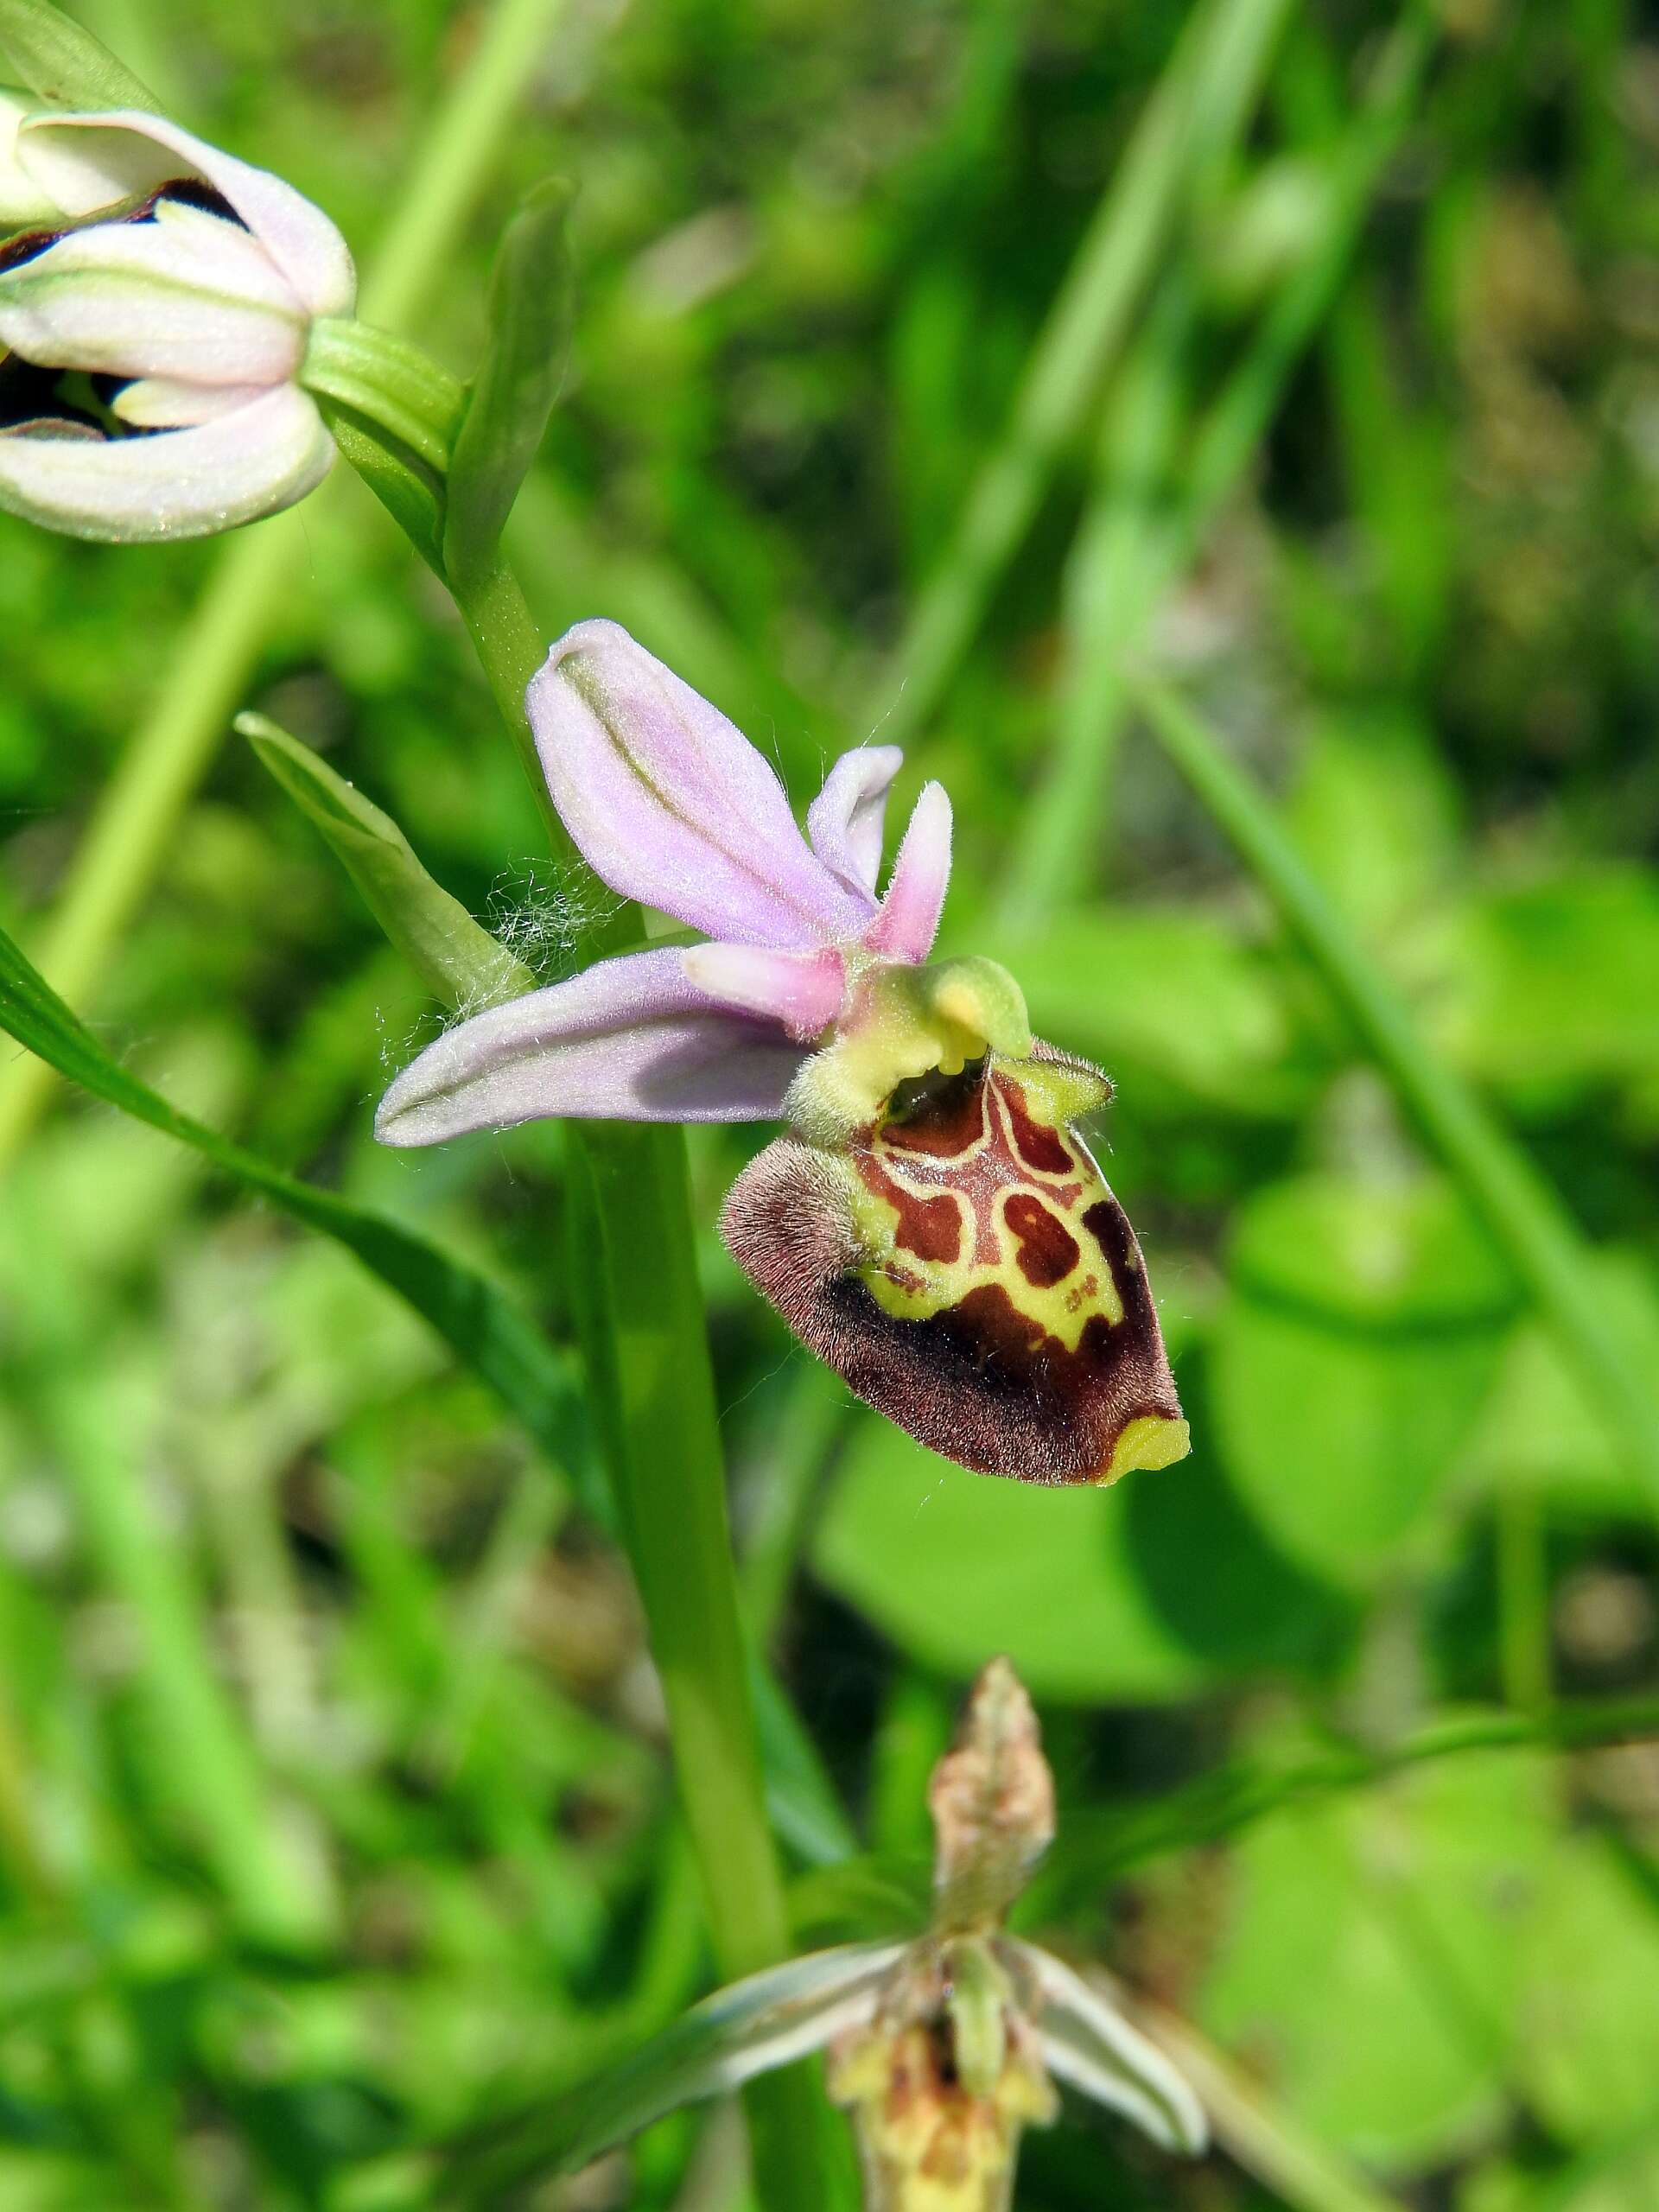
[444,177,577,592]
[868,0,1295,752]
[1130,678,1659,1501]
[1001,10,1435,928]
[0,916,589,1475]
[447,1942,901,2198]
[0,0,161,110]
[1030,1694,1659,1901]
[241,712,535,1012]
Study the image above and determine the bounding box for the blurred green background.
[5,0,1659,2204]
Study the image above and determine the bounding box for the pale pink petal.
[807,744,901,898]
[861,780,951,963]
[680,942,845,1040]
[375,949,808,1145]
[530,620,871,950]
[0,384,332,542]
[16,110,355,317]
[0,202,305,385]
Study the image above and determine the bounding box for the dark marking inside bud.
[0,353,105,438]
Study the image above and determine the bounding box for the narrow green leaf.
[0,916,585,1478]
[443,177,576,592]
[0,918,849,1879]
[240,712,534,1013]
[0,0,161,111]
[320,401,449,578]
[750,1651,860,1866]
[451,1942,901,2193]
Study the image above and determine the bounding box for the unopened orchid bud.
[0,108,353,540]
[378,620,1190,1486]
[929,1658,1055,1934]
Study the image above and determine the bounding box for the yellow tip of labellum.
[1098,1414,1192,1484]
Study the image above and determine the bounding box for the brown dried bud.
[928,1658,1055,1933]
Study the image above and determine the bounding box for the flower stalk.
[443,556,830,2205]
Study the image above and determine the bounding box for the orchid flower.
[0,101,353,540]
[378,620,1189,1486]
[530,1660,1207,2208]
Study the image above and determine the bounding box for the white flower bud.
[0,108,354,542]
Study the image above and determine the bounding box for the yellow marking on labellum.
[1102,1411,1192,1484]
[849,1054,1124,1352]
[787,954,1033,1147]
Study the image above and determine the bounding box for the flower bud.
[0,109,353,541]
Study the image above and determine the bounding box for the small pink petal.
[530,620,871,950]
[807,745,901,898]
[17,110,355,317]
[680,942,845,1040]
[375,948,807,1145]
[862,781,951,963]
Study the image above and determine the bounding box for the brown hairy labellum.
[720,1042,1188,1485]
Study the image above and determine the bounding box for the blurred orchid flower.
[525,1661,1206,2205]
[0,102,353,540]
[378,620,1189,1485]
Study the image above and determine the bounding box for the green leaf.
[1199,1742,1554,2168]
[1516,1832,1659,2147]
[1211,1172,1518,1585]
[240,712,534,1014]
[443,178,576,592]
[0,922,851,1910]
[0,916,586,1479]
[1410,868,1659,1108]
[0,0,160,110]
[320,402,449,578]
[810,1420,1205,1703]
[1003,904,1311,1119]
[451,1942,900,2193]
[750,1656,860,1867]
[1287,708,1462,938]
[1461,1250,1659,1518]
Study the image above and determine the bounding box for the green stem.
[302,317,467,473]
[862,0,1294,753]
[447,557,830,2209]
[0,0,573,1174]
[1131,677,1659,1503]
[1033,1691,1659,1897]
